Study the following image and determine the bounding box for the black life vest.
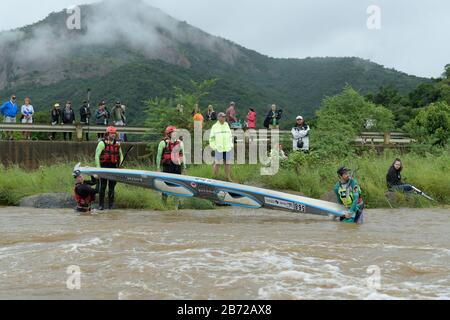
[161,139,183,165]
[100,139,121,166]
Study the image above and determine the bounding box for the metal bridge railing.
[0,124,412,145]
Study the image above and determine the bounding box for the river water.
[0,207,449,300]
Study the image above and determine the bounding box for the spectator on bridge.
[193,106,204,130]
[176,104,184,115]
[246,108,257,130]
[264,104,283,130]
[95,102,110,139]
[204,105,217,122]
[1,95,18,140]
[292,116,310,152]
[226,102,237,124]
[61,101,76,141]
[191,104,200,117]
[49,103,61,140]
[112,101,127,141]
[80,100,91,141]
[21,97,34,140]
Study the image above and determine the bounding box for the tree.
[443,64,450,79]
[409,83,442,108]
[366,105,395,133]
[144,79,218,135]
[371,85,402,107]
[404,101,450,147]
[312,85,394,158]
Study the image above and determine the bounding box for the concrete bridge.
[0,124,413,168]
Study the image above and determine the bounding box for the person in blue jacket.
[1,95,18,140]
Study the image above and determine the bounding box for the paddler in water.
[73,170,98,214]
[334,167,365,224]
[156,126,187,203]
[95,126,124,210]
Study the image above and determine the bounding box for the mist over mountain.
[0,0,427,125]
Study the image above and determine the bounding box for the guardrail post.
[76,124,83,141]
[384,131,391,145]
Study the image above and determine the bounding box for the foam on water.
[0,207,449,299]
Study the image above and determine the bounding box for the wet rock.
[19,193,76,209]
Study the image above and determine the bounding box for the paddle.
[120,145,135,167]
[411,185,435,202]
[86,88,91,139]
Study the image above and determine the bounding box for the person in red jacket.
[247,108,257,129]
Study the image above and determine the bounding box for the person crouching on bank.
[73,170,98,214]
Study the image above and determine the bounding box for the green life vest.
[338,182,361,208]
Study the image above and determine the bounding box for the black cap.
[73,170,81,178]
[337,167,350,176]
[115,100,121,105]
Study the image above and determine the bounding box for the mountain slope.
[0,0,427,126]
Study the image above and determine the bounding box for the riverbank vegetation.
[0,148,449,210]
[1,67,449,211]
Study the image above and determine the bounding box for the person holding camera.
[264,104,283,130]
[292,116,310,152]
[80,100,91,141]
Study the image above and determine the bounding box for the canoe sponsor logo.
[199,186,216,194]
[264,197,294,210]
[194,177,214,184]
[117,175,143,183]
[264,197,305,212]
[190,182,216,194]
[294,203,306,212]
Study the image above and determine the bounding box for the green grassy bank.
[0,150,449,210]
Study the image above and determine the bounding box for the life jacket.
[338,181,363,208]
[100,139,121,166]
[161,139,183,165]
[74,184,94,209]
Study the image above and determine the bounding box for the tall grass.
[1,150,449,209]
[262,150,450,208]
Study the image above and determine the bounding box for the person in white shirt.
[21,97,34,140]
[292,116,310,152]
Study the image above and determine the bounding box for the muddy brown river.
[0,207,449,300]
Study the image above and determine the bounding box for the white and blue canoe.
[75,164,346,218]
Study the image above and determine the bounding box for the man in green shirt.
[209,112,234,182]
[156,126,187,202]
[95,126,124,210]
[333,167,365,224]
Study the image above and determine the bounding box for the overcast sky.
[1,0,449,78]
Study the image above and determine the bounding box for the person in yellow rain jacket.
[209,112,234,182]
